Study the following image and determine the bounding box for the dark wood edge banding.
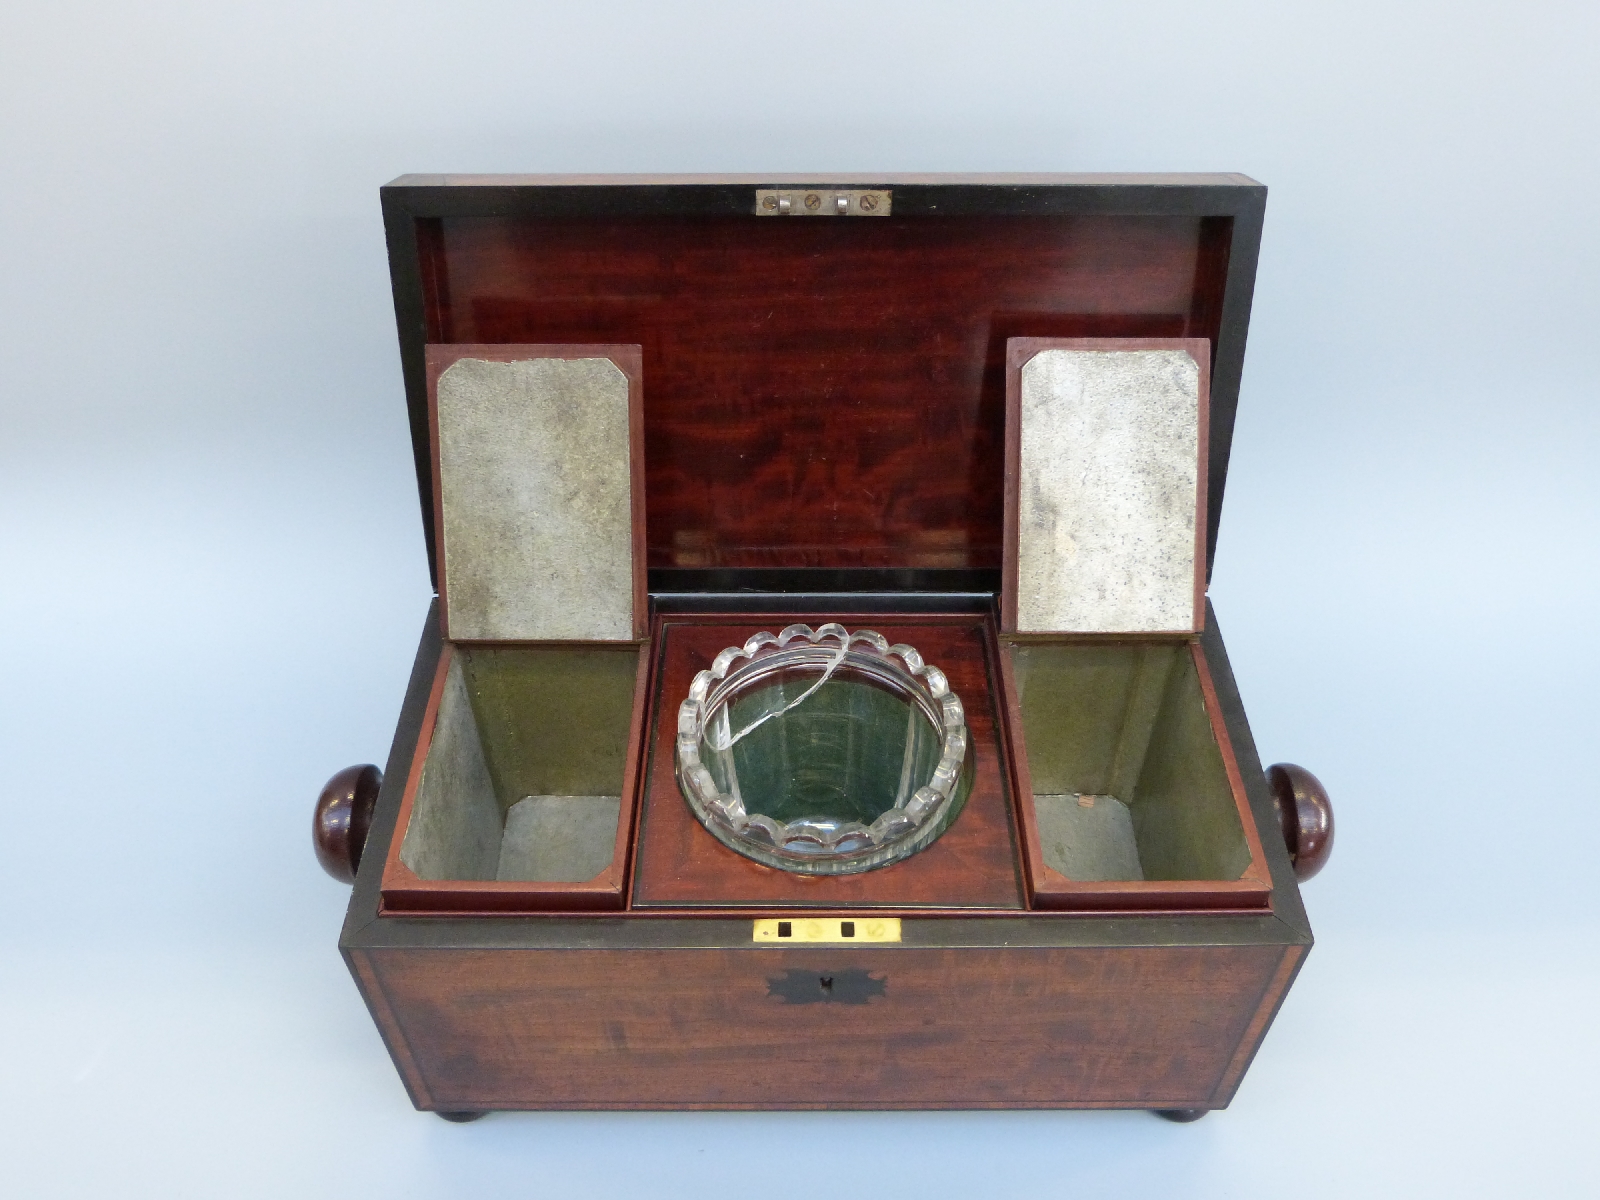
[370,902,1283,921]
[1189,641,1272,891]
[387,172,1266,188]
[1191,341,1211,632]
[1196,602,1310,936]
[993,636,1044,903]
[1209,943,1307,1107]
[1001,347,1023,632]
[339,600,445,942]
[345,950,434,1110]
[351,907,1301,948]
[1206,193,1266,578]
[378,642,454,902]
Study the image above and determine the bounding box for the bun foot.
[313,764,382,884]
[1266,763,1334,882]
[437,1111,487,1123]
[1153,1108,1208,1123]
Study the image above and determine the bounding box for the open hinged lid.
[382,174,1265,609]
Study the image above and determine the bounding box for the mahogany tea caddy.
[313,174,1334,1120]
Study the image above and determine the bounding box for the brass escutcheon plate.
[752,917,902,943]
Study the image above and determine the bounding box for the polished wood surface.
[1267,763,1334,881]
[314,764,382,884]
[389,172,1265,187]
[353,942,1292,1110]
[630,615,1025,909]
[337,602,1313,1113]
[383,179,1264,589]
[346,177,1318,1112]
[418,215,1227,574]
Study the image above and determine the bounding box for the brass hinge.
[755,188,892,216]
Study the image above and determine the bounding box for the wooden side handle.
[314,764,382,884]
[1266,763,1333,882]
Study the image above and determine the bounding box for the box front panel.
[356,943,1292,1110]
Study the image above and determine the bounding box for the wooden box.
[315,174,1334,1119]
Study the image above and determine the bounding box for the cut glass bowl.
[674,623,971,874]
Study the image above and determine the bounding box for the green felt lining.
[398,645,639,882]
[460,645,639,815]
[1009,641,1249,882]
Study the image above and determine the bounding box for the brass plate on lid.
[755,188,891,216]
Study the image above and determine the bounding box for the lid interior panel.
[414,212,1236,576]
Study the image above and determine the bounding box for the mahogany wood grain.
[630,615,1025,909]
[420,215,1226,575]
[338,605,1313,1113]
[346,179,1318,1111]
[1210,940,1307,1105]
[351,941,1293,1110]
[383,178,1268,592]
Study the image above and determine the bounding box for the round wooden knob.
[314,764,382,884]
[1266,763,1333,882]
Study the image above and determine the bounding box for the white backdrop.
[3,2,1596,1196]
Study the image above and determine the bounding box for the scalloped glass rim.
[674,623,971,875]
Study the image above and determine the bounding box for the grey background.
[2,1,1595,1195]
